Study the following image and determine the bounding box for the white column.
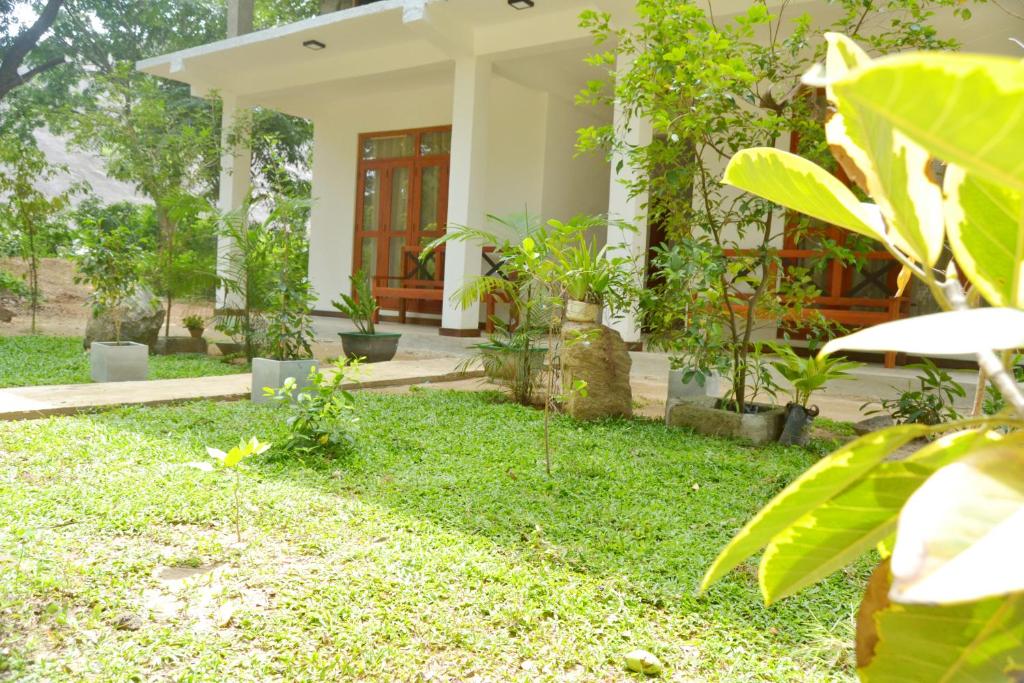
[216,93,252,309]
[440,56,491,336]
[605,55,652,344]
[308,122,354,311]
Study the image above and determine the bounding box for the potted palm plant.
[76,226,150,382]
[422,213,555,406]
[332,269,402,363]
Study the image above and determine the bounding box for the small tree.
[578,0,975,413]
[75,224,144,343]
[0,134,75,333]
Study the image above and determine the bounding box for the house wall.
[539,94,610,230]
[307,72,595,311]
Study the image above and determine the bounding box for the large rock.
[560,321,633,420]
[84,288,165,350]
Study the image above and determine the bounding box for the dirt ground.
[0,257,213,339]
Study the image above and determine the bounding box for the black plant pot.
[339,332,401,363]
[778,403,820,446]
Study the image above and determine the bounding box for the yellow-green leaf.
[890,439,1024,604]
[759,430,995,604]
[700,424,929,592]
[722,147,885,241]
[861,585,1024,681]
[829,81,944,266]
[834,52,1024,192]
[944,164,1024,308]
[820,308,1024,357]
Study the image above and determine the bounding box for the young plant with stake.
[205,437,271,543]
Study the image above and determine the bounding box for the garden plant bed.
[0,335,246,388]
[0,391,865,681]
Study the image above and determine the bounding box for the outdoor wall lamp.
[508,0,535,9]
[303,39,327,50]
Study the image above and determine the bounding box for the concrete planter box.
[215,341,244,356]
[251,358,318,402]
[90,341,149,383]
[667,368,709,402]
[154,335,208,356]
[338,332,401,363]
[666,397,786,445]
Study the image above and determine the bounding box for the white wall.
[308,72,573,312]
[308,82,454,311]
[540,93,610,230]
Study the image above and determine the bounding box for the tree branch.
[0,0,66,101]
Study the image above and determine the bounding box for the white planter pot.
[251,358,318,403]
[565,299,600,323]
[90,341,149,383]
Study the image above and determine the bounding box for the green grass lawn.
[0,391,866,681]
[0,335,246,388]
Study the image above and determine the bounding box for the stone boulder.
[0,305,13,323]
[560,321,633,420]
[84,287,165,351]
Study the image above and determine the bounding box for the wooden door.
[354,126,451,315]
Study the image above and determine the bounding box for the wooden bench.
[725,248,911,368]
[371,278,505,333]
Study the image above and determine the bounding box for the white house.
[138,0,1024,344]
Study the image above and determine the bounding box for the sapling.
[205,437,271,543]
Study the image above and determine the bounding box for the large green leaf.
[859,562,1024,682]
[834,52,1024,192]
[722,147,885,241]
[827,67,944,266]
[820,308,1024,357]
[890,440,1024,604]
[700,424,929,592]
[944,164,1024,308]
[759,430,995,605]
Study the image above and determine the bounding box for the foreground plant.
[205,437,271,543]
[702,36,1024,679]
[266,357,360,457]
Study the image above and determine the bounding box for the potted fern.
[332,269,401,363]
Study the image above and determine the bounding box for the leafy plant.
[768,343,862,408]
[265,357,360,456]
[864,360,965,426]
[639,240,728,388]
[465,319,548,406]
[214,194,312,361]
[578,0,971,414]
[204,437,271,543]
[423,212,560,407]
[182,314,205,330]
[0,134,77,333]
[331,268,378,334]
[539,217,636,313]
[702,36,1024,680]
[0,267,28,298]
[74,224,145,343]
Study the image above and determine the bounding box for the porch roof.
[136,0,626,120]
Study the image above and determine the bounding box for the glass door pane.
[390,167,410,232]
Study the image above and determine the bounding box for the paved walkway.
[0,357,482,421]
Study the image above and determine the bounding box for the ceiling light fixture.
[508,0,534,9]
[303,39,326,50]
